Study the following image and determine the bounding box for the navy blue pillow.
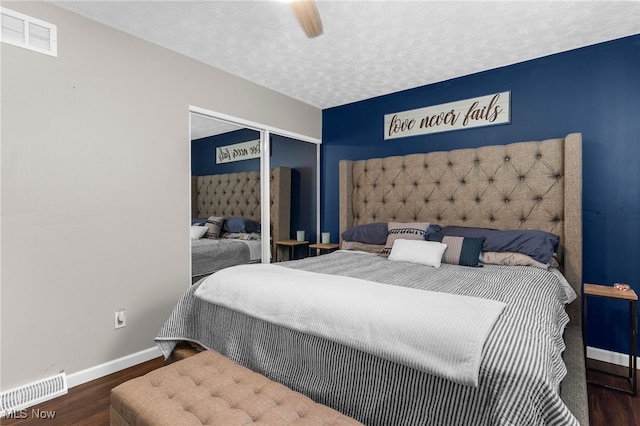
[224,217,262,234]
[427,234,484,267]
[437,226,559,264]
[192,218,208,226]
[244,219,261,234]
[426,224,443,235]
[223,217,247,233]
[342,223,389,245]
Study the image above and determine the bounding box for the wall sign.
[216,139,260,164]
[384,92,511,140]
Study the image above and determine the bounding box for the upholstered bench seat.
[110,350,363,426]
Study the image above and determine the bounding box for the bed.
[190,167,291,280]
[159,134,587,425]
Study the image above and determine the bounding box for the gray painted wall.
[1,1,321,390]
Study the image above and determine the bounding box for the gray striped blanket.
[156,250,578,426]
[191,238,258,277]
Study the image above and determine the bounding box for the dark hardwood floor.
[1,357,637,425]
[586,359,639,426]
[1,357,164,426]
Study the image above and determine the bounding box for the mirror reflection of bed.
[190,167,291,283]
[189,113,317,282]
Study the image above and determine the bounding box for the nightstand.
[583,283,637,395]
[309,243,339,256]
[275,240,309,262]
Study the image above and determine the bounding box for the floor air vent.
[0,372,67,418]
[1,7,57,57]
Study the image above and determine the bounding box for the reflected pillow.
[388,239,447,268]
[204,216,224,239]
[427,234,484,267]
[223,217,261,234]
[244,219,261,234]
[222,232,261,240]
[341,223,388,245]
[190,226,207,240]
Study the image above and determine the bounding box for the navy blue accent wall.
[321,35,640,355]
[191,130,317,242]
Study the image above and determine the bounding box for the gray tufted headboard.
[339,134,582,320]
[191,167,291,254]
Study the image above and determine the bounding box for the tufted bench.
[110,350,363,426]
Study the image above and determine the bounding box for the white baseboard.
[586,346,639,369]
[66,346,163,388]
[59,345,639,389]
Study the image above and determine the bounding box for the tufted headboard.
[339,134,582,320]
[192,167,291,254]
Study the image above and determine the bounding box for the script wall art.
[216,139,260,164]
[384,92,511,140]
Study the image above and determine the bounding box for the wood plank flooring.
[586,359,639,426]
[1,357,637,425]
[1,357,164,426]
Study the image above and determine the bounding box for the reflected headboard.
[192,167,291,253]
[339,134,582,321]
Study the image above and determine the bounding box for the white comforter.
[194,263,506,387]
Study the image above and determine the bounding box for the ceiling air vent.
[1,7,57,57]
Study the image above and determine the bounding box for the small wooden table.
[583,283,637,395]
[309,243,340,256]
[275,240,309,262]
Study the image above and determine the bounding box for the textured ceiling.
[52,0,640,112]
[190,113,244,140]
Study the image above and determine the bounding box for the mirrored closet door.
[189,108,320,282]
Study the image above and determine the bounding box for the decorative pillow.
[244,219,261,234]
[223,217,261,234]
[222,232,261,240]
[388,239,447,268]
[480,252,559,269]
[382,222,440,256]
[190,225,208,240]
[192,218,208,226]
[223,217,247,233]
[437,226,559,264]
[204,216,224,239]
[427,234,484,267]
[340,240,385,254]
[341,223,388,245]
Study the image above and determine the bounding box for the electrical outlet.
[114,308,126,329]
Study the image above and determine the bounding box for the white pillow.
[388,239,447,268]
[190,225,208,240]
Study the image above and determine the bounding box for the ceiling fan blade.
[290,0,323,38]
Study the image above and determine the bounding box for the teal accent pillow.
[427,234,485,267]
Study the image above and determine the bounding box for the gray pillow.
[341,222,388,245]
[437,226,559,264]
